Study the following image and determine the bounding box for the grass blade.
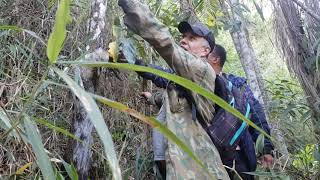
[0,25,46,46]
[52,67,122,180]
[23,115,55,180]
[0,25,23,31]
[59,61,272,140]
[33,117,82,142]
[61,160,78,180]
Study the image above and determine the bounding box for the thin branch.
[291,0,320,22]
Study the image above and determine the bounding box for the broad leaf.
[23,115,55,180]
[47,0,71,64]
[255,134,265,155]
[52,67,122,180]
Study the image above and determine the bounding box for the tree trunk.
[72,0,108,179]
[226,0,268,109]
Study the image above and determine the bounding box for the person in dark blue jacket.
[137,44,274,179]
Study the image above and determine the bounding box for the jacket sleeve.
[246,88,274,155]
[135,59,172,88]
[118,0,216,123]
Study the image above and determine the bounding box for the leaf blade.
[47,0,71,64]
[23,115,55,180]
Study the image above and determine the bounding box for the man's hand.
[259,154,274,168]
[141,92,152,99]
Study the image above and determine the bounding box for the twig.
[223,164,243,180]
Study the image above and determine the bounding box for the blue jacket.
[136,60,274,170]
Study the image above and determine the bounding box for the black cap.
[178,21,215,52]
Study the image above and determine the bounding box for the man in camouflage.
[118,0,229,179]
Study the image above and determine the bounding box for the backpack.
[192,74,251,162]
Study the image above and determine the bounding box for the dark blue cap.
[178,21,215,52]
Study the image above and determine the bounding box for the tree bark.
[72,0,108,179]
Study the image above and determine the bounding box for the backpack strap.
[228,80,251,146]
[229,102,251,145]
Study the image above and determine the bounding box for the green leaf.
[59,61,272,140]
[22,115,55,180]
[91,93,216,179]
[301,110,311,124]
[61,160,78,180]
[0,25,23,31]
[0,109,19,139]
[52,67,122,180]
[48,0,58,10]
[255,134,265,155]
[282,104,296,116]
[47,0,71,64]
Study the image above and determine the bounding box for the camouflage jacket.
[119,0,229,179]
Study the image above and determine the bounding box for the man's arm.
[135,59,172,88]
[118,0,216,122]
